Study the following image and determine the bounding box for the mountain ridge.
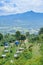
[0,11,43,34]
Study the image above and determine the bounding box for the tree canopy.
[0,33,3,40]
[39,28,43,35]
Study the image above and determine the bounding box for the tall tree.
[39,28,43,35]
[20,35,26,41]
[26,32,29,38]
[20,35,26,46]
[15,31,21,40]
[0,33,3,40]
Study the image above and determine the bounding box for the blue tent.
[15,40,19,46]
[4,42,9,46]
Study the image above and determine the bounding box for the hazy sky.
[0,0,43,15]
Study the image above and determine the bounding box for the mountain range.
[0,11,43,34]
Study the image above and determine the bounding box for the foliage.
[0,27,43,65]
[0,33,3,40]
[26,32,29,38]
[20,35,26,41]
[15,31,21,40]
[39,27,43,35]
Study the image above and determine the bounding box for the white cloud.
[0,0,43,15]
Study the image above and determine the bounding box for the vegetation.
[0,33,3,40]
[0,27,43,65]
[39,27,43,35]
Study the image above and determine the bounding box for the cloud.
[0,0,43,15]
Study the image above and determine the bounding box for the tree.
[39,34,43,43]
[15,31,21,40]
[30,35,39,43]
[20,35,26,46]
[39,28,43,35]
[26,32,29,38]
[0,33,3,40]
[20,35,26,41]
[4,33,10,42]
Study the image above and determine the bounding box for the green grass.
[0,43,43,65]
[0,46,4,56]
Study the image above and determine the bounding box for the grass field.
[0,42,42,65]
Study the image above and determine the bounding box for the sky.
[0,0,43,16]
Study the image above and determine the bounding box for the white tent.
[14,54,18,58]
[4,46,9,48]
[4,50,9,53]
[2,54,6,58]
[16,50,22,54]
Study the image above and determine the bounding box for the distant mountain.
[0,11,43,34]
